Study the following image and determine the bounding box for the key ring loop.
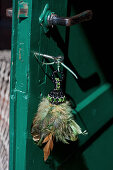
[34,52,64,65]
[34,52,78,79]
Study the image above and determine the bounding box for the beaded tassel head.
[47,70,65,104]
[31,70,87,161]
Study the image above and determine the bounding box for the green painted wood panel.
[10,0,32,169]
[10,0,113,170]
[26,0,69,169]
[10,0,68,170]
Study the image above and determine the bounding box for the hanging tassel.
[31,71,87,161]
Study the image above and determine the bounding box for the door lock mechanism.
[39,4,93,33]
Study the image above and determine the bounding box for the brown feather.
[42,134,51,143]
[43,133,54,161]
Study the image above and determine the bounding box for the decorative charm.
[31,70,87,161]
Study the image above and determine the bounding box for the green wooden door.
[10,0,113,170]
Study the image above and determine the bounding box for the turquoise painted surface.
[10,0,32,169]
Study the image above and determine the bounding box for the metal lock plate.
[18,1,28,18]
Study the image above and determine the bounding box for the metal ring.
[34,52,64,65]
[34,52,78,79]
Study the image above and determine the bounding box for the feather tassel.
[31,97,87,161]
[31,71,87,161]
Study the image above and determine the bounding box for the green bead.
[54,98,57,102]
[62,96,66,102]
[58,98,62,102]
[55,78,60,81]
[49,98,52,102]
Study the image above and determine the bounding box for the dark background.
[0,0,12,50]
[69,0,112,84]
